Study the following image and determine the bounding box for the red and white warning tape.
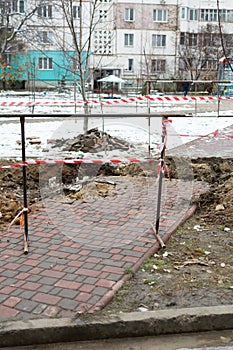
[0,95,232,107]
[0,157,157,170]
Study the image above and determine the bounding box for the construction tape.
[0,95,232,107]
[0,158,158,170]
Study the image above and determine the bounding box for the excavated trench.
[0,156,232,228]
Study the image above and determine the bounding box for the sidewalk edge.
[0,305,233,347]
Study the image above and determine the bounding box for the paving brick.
[75,292,91,303]
[96,279,115,289]
[26,274,42,282]
[0,304,19,318]
[79,284,95,293]
[59,298,80,310]
[1,270,18,278]
[4,263,21,270]
[16,300,39,313]
[32,304,47,315]
[37,285,54,294]
[18,290,37,299]
[38,277,58,286]
[102,266,124,274]
[58,289,79,299]
[0,286,17,295]
[107,273,123,282]
[40,269,65,279]
[83,277,98,285]
[76,268,102,278]
[32,292,61,305]
[3,296,21,308]
[22,282,42,291]
[55,280,81,290]
[63,266,77,274]
[0,276,6,283]
[23,259,40,267]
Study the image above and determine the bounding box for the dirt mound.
[49,127,134,153]
[166,156,233,227]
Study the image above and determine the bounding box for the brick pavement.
[1,122,232,322]
[0,173,207,321]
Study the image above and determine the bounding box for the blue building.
[217,56,233,96]
[1,49,87,91]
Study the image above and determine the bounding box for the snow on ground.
[0,92,232,160]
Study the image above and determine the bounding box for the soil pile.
[49,127,134,153]
[166,156,233,227]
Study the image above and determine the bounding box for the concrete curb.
[0,305,233,347]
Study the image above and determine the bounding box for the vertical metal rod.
[148,115,151,157]
[155,116,167,235]
[20,116,29,254]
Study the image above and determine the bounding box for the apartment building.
[1,0,233,90]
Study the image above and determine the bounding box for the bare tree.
[178,24,233,81]
[57,0,110,132]
[0,1,38,88]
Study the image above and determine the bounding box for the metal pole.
[155,116,167,236]
[148,115,151,158]
[20,116,29,254]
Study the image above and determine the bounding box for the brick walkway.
[0,122,232,322]
[0,175,206,320]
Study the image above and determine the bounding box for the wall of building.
[2,0,233,91]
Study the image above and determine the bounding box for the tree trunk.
[83,103,89,133]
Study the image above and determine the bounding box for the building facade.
[1,0,233,91]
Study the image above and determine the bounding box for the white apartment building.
[2,0,233,91]
[90,0,233,90]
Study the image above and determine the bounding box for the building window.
[151,59,166,72]
[202,59,217,70]
[128,58,133,71]
[200,9,218,22]
[226,11,233,22]
[218,9,233,22]
[3,0,25,13]
[188,8,198,21]
[180,32,185,45]
[72,5,80,19]
[125,8,134,21]
[181,7,187,19]
[153,9,167,22]
[124,33,134,47]
[152,34,166,47]
[188,33,198,46]
[37,5,52,18]
[38,57,53,70]
[38,31,53,43]
[180,32,198,46]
